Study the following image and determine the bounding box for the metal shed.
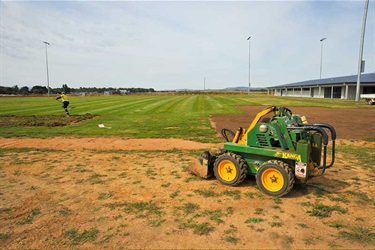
[269,73,375,100]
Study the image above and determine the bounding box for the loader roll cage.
[288,122,336,176]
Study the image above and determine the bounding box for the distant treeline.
[0,84,155,95]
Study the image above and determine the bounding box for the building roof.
[270,72,375,88]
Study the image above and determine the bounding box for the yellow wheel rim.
[217,159,237,182]
[261,168,284,192]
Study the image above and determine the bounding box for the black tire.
[214,152,247,186]
[256,160,295,197]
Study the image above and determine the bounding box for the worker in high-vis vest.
[55,92,70,116]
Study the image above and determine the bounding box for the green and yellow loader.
[189,106,336,197]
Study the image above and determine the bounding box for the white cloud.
[1,1,374,90]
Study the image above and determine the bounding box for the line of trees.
[0,85,155,95]
[0,85,49,95]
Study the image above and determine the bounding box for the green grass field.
[0,94,369,140]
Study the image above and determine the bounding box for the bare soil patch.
[0,138,220,151]
[1,106,375,249]
[210,106,375,140]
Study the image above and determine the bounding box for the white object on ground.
[98,123,112,129]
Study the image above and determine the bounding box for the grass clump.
[88,173,107,184]
[202,209,225,224]
[59,207,72,216]
[327,220,346,229]
[329,194,350,204]
[170,190,180,199]
[339,226,375,246]
[161,182,171,188]
[98,193,112,200]
[273,197,282,204]
[226,206,234,215]
[148,218,166,227]
[0,208,11,215]
[194,189,219,198]
[345,191,375,205]
[178,219,214,236]
[307,203,348,218]
[193,222,214,235]
[283,236,294,246]
[118,172,127,178]
[182,202,200,214]
[106,201,163,218]
[223,225,239,244]
[254,208,264,215]
[222,190,241,200]
[245,217,265,224]
[0,231,12,239]
[64,227,99,246]
[146,168,157,179]
[297,223,309,228]
[244,191,263,199]
[303,237,317,246]
[270,221,283,227]
[18,208,41,225]
[223,235,239,244]
[106,201,165,227]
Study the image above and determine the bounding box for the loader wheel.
[256,160,295,197]
[214,152,247,186]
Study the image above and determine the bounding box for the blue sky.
[1,0,374,90]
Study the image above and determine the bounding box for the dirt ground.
[1,106,375,249]
[211,106,375,140]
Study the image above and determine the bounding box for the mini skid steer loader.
[189,106,336,197]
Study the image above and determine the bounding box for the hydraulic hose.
[312,123,336,140]
[297,125,329,146]
[221,128,235,142]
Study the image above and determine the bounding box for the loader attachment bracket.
[187,151,214,179]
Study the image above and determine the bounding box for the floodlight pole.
[247,36,251,95]
[356,0,369,102]
[43,41,51,96]
[319,38,327,79]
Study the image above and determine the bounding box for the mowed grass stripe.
[47,96,169,116]
[129,96,186,115]
[155,96,203,115]
[82,97,157,115]
[174,96,200,114]
[1,97,60,115]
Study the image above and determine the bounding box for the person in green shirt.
[55,92,70,116]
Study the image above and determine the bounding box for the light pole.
[43,41,50,96]
[356,0,369,102]
[319,37,327,79]
[247,36,251,95]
